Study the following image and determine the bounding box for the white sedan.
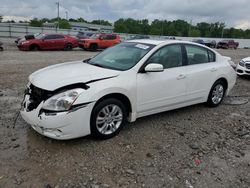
[21,40,236,140]
[236,57,250,76]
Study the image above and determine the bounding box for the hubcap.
[96,104,123,135]
[212,84,224,104]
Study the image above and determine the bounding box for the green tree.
[91,19,112,26]
[189,28,201,37]
[76,17,87,23]
[30,18,42,27]
[196,22,211,37]
[59,19,71,29]
[114,19,129,33]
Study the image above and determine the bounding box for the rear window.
[185,45,216,65]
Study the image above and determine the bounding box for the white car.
[21,40,236,140]
[236,57,250,76]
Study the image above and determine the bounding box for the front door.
[136,44,187,116]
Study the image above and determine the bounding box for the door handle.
[210,67,217,72]
[177,74,186,80]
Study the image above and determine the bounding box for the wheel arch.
[215,77,228,90]
[29,43,40,50]
[93,93,132,119]
[207,77,228,101]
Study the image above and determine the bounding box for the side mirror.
[99,37,103,40]
[144,63,164,72]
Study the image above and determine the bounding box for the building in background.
[42,22,56,28]
[69,22,114,33]
[2,16,32,22]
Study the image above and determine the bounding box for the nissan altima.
[20,40,236,140]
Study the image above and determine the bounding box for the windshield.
[36,33,46,39]
[90,33,100,39]
[87,42,155,71]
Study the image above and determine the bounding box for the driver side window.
[147,44,183,69]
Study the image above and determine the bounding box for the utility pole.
[56,2,60,29]
[221,27,225,38]
[188,19,192,37]
[65,11,68,20]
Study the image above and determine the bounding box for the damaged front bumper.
[21,99,95,140]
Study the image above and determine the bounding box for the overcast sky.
[0,0,250,29]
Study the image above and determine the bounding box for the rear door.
[108,34,119,46]
[54,35,66,49]
[40,35,59,50]
[184,44,218,101]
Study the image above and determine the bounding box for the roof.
[126,39,167,45]
[126,39,215,48]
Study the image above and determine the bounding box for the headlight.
[42,88,84,111]
[21,41,30,45]
[239,60,245,67]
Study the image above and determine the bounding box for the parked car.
[163,36,176,40]
[204,40,217,48]
[127,35,150,40]
[236,57,250,76]
[20,40,236,140]
[17,33,78,51]
[217,40,239,49]
[78,33,121,51]
[76,31,94,40]
[0,41,3,51]
[192,39,205,45]
[15,33,41,44]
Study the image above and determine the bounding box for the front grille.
[245,63,250,69]
[26,84,52,111]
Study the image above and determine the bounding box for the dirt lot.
[0,38,250,188]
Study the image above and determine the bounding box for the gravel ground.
[0,38,250,188]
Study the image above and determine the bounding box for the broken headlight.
[42,88,84,111]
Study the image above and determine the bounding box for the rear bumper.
[78,42,90,49]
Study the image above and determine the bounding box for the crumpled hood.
[29,61,120,91]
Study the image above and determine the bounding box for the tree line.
[114,18,250,39]
[1,16,250,39]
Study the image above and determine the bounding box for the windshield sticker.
[135,44,150,50]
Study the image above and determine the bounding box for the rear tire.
[206,80,226,107]
[89,43,98,51]
[64,43,73,51]
[90,98,127,139]
[0,47,3,51]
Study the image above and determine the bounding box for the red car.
[216,40,239,49]
[17,33,78,51]
[78,33,121,51]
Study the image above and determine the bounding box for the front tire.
[90,98,127,139]
[207,80,226,107]
[30,44,39,51]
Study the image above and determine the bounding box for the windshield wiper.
[83,58,91,63]
[91,63,106,68]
